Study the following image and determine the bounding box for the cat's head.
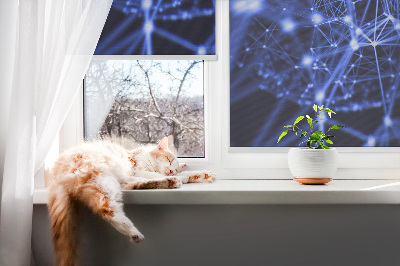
[149,137,180,176]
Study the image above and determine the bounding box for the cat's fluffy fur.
[48,137,215,266]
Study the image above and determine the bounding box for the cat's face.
[150,137,179,176]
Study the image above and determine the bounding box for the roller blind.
[95,0,215,57]
[230,0,400,147]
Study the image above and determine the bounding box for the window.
[57,0,400,182]
[84,60,205,157]
[79,0,216,159]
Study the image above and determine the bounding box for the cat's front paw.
[203,171,217,183]
[187,171,217,183]
[166,177,182,188]
[130,232,145,243]
[177,163,187,173]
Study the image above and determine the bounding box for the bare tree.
[85,60,204,157]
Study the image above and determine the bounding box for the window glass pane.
[95,0,215,55]
[230,0,400,147]
[84,60,204,157]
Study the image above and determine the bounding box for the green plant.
[277,104,345,149]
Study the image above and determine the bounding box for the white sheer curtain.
[0,0,112,265]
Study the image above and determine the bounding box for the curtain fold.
[0,0,112,265]
[0,0,18,199]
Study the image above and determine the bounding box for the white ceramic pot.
[288,148,338,184]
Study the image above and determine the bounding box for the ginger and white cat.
[48,137,216,266]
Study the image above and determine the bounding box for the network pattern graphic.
[95,0,215,55]
[230,0,400,147]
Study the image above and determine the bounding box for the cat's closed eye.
[156,154,173,163]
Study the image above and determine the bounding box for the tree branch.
[136,61,162,115]
[174,61,201,115]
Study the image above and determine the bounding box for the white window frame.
[58,0,400,181]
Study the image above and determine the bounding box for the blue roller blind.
[230,0,400,147]
[95,0,215,55]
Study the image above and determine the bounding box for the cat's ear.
[157,137,168,151]
[167,135,178,155]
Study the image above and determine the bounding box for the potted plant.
[277,104,345,185]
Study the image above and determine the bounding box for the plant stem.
[294,125,309,136]
[311,109,321,135]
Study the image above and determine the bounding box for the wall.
[32,204,400,266]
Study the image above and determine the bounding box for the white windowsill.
[33,179,400,205]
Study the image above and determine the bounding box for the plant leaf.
[316,140,324,149]
[313,104,318,112]
[307,140,313,148]
[322,134,334,140]
[293,116,304,125]
[329,124,345,130]
[316,140,330,149]
[277,129,288,143]
[310,131,324,140]
[324,108,336,114]
[299,131,307,138]
[325,139,333,144]
[307,118,313,127]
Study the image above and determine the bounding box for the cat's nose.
[169,170,173,175]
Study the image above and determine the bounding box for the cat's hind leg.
[75,172,144,242]
[121,176,182,189]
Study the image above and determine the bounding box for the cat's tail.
[48,183,78,266]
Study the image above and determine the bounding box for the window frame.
[59,0,400,181]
